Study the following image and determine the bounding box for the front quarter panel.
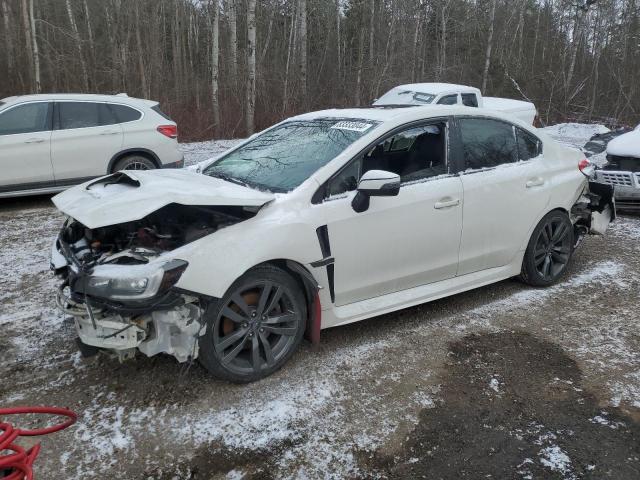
[168,196,326,299]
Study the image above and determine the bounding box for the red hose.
[0,407,77,480]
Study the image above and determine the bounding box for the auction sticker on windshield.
[331,121,374,132]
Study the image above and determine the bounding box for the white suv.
[0,94,184,198]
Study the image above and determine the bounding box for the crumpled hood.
[52,169,274,229]
[606,129,640,158]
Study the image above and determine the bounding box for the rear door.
[50,101,123,185]
[0,101,54,191]
[455,117,550,275]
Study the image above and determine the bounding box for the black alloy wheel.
[521,211,574,287]
[199,266,306,382]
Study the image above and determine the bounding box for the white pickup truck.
[373,83,537,125]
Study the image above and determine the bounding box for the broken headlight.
[84,259,188,300]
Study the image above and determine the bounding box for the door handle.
[100,130,119,136]
[24,138,45,144]
[434,198,460,209]
[526,177,545,188]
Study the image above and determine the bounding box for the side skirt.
[321,261,522,329]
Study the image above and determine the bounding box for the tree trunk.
[66,0,89,91]
[2,0,13,75]
[369,0,375,65]
[228,0,238,83]
[211,0,220,135]
[481,0,497,93]
[134,3,148,98]
[335,0,341,84]
[21,0,33,90]
[28,0,40,92]
[246,0,257,135]
[282,4,296,114]
[298,0,307,106]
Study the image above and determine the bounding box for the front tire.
[199,265,307,383]
[520,210,574,287]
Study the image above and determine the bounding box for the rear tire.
[198,265,307,383]
[520,210,574,287]
[113,155,156,172]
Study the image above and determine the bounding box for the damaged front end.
[52,203,256,363]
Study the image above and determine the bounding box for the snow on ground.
[542,123,609,148]
[180,139,241,167]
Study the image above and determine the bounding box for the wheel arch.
[247,259,323,346]
[108,148,161,173]
[519,206,571,252]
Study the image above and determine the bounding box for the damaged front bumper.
[52,233,208,363]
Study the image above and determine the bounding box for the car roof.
[291,105,487,123]
[0,93,158,107]
[386,83,481,96]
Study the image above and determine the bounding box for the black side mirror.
[351,170,401,213]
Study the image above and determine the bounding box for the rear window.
[110,104,142,123]
[459,117,518,169]
[152,105,173,121]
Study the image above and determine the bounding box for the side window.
[437,94,458,105]
[515,127,542,161]
[459,118,518,169]
[325,122,449,198]
[58,102,114,129]
[110,104,142,123]
[0,103,50,135]
[461,93,479,107]
[326,158,361,197]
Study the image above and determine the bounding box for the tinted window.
[0,102,50,135]
[152,105,172,121]
[437,94,458,105]
[327,158,361,197]
[461,93,479,107]
[459,118,518,169]
[58,102,116,129]
[110,104,142,123]
[326,123,448,198]
[204,119,377,193]
[516,127,541,160]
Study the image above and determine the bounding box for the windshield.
[374,89,435,106]
[203,119,377,192]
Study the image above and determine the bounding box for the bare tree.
[210,0,220,134]
[246,0,257,134]
[65,0,89,91]
[481,0,497,93]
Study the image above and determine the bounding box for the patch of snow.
[489,376,501,393]
[542,123,609,149]
[538,445,575,479]
[180,139,241,167]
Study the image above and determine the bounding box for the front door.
[50,101,123,184]
[319,120,464,306]
[0,101,54,191]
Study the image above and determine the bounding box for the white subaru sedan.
[0,94,183,198]
[51,105,614,382]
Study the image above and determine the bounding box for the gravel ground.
[1,133,639,479]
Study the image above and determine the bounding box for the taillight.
[157,125,178,139]
[578,158,590,172]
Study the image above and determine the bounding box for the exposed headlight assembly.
[84,259,188,300]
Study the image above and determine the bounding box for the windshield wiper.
[207,171,250,188]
